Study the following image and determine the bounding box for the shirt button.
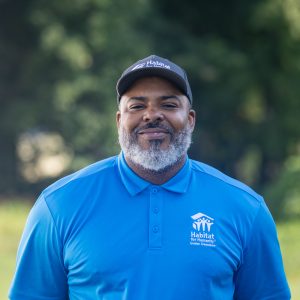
[152,188,158,193]
[152,225,159,233]
[153,207,159,214]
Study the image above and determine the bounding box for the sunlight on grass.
[0,200,31,299]
[0,200,299,299]
[277,219,300,299]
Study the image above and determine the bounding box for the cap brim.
[117,68,188,100]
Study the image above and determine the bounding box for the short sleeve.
[234,202,291,299]
[9,195,68,300]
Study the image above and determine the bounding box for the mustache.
[134,122,174,135]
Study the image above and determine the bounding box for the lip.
[138,128,169,139]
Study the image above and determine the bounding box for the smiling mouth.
[138,128,170,140]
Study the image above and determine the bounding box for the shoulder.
[189,159,263,204]
[37,155,119,229]
[189,159,276,252]
[42,155,118,198]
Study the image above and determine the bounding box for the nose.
[142,106,164,122]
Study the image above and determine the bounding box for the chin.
[140,141,170,151]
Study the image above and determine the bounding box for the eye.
[161,102,178,109]
[129,104,145,110]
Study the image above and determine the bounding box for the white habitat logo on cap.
[131,60,171,71]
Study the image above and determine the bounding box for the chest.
[63,188,244,294]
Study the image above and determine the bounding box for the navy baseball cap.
[116,55,193,104]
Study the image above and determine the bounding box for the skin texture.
[116,76,196,184]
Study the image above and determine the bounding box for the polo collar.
[117,152,192,196]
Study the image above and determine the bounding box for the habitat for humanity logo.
[190,212,216,247]
[132,60,171,71]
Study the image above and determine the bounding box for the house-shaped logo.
[191,212,214,232]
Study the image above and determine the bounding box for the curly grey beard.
[118,122,193,172]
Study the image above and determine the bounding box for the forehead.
[123,76,184,96]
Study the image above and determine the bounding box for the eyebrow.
[128,96,147,102]
[161,95,181,101]
[128,95,181,102]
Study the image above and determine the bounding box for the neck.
[124,154,187,185]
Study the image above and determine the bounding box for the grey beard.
[118,123,193,172]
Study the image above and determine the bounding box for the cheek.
[170,116,190,130]
[118,116,136,133]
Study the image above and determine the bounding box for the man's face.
[116,76,196,171]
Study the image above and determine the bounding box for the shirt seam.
[244,202,263,253]
[44,156,118,198]
[239,201,263,269]
[191,164,263,204]
[40,193,68,277]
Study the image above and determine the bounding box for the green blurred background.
[0,0,299,298]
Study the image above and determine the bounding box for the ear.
[116,110,121,129]
[188,109,196,131]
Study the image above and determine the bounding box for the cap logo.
[131,63,146,70]
[131,59,171,71]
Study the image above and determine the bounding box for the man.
[9,55,290,299]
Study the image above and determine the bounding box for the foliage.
[152,0,300,189]
[0,0,155,192]
[265,155,300,220]
[0,0,299,219]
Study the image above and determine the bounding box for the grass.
[0,200,31,299]
[0,200,299,299]
[277,220,300,298]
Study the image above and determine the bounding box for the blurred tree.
[0,0,40,193]
[265,155,300,220]
[0,0,299,219]
[0,0,155,193]
[152,0,300,190]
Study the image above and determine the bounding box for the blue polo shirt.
[9,153,290,300]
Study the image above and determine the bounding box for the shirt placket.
[149,186,163,249]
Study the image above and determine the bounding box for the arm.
[9,195,68,300]
[234,202,291,300]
